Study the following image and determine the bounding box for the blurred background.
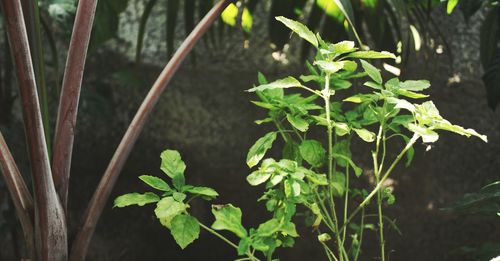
[0,0,499,260]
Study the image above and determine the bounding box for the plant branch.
[0,131,35,257]
[69,2,231,260]
[52,0,99,209]
[0,0,67,259]
[341,133,419,233]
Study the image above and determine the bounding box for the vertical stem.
[0,0,67,259]
[69,2,230,260]
[52,0,99,210]
[21,0,51,155]
[323,73,344,260]
[341,164,349,245]
[373,124,385,261]
[376,185,385,261]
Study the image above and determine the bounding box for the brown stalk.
[69,1,231,260]
[0,131,35,258]
[53,0,99,210]
[0,0,67,260]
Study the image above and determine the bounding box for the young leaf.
[246,132,277,168]
[396,89,429,99]
[275,16,318,48]
[238,237,252,255]
[256,218,281,237]
[400,80,431,91]
[247,170,272,186]
[353,128,376,142]
[299,140,326,167]
[170,215,200,249]
[114,192,160,208]
[211,204,247,238]
[346,51,396,59]
[173,192,187,202]
[332,41,356,54]
[139,175,171,191]
[257,71,268,84]
[314,60,344,74]
[247,76,302,92]
[360,59,382,84]
[407,123,439,143]
[155,197,187,228]
[286,114,309,132]
[160,150,186,179]
[186,186,219,198]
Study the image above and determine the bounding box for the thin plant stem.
[341,164,349,245]
[341,133,419,233]
[323,73,344,260]
[353,208,365,261]
[199,222,260,261]
[376,178,385,261]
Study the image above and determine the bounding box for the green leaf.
[211,204,247,238]
[332,41,356,54]
[275,16,318,48]
[353,128,376,142]
[360,59,382,84]
[139,175,171,191]
[447,0,459,14]
[114,192,159,208]
[256,218,280,237]
[186,186,219,198]
[407,123,439,143]
[155,197,187,228]
[400,80,431,91]
[170,215,200,249]
[346,50,396,59]
[363,81,383,90]
[318,233,332,242]
[333,122,350,136]
[247,170,272,186]
[281,222,299,237]
[396,89,429,99]
[238,237,252,255]
[286,114,309,132]
[173,192,187,202]
[160,150,186,179]
[386,97,416,112]
[246,132,277,168]
[247,76,302,92]
[299,140,326,167]
[241,7,253,32]
[314,60,344,74]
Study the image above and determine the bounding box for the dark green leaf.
[139,175,171,191]
[170,215,200,249]
[299,140,326,167]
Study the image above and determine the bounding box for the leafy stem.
[341,133,419,233]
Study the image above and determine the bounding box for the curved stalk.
[69,2,231,260]
[0,131,34,258]
[0,0,67,259]
[52,0,99,210]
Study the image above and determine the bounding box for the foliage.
[116,16,486,260]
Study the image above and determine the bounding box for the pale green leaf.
[186,186,219,198]
[360,59,382,84]
[407,123,439,143]
[211,204,247,238]
[400,80,431,91]
[275,16,318,47]
[139,175,171,191]
[247,76,302,92]
[246,132,277,168]
[170,215,200,249]
[247,170,272,186]
[114,192,159,208]
[155,197,187,228]
[221,3,238,26]
[353,128,376,142]
[160,150,186,179]
[286,114,309,132]
[346,51,396,59]
[256,218,280,237]
[332,41,356,54]
[314,60,344,74]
